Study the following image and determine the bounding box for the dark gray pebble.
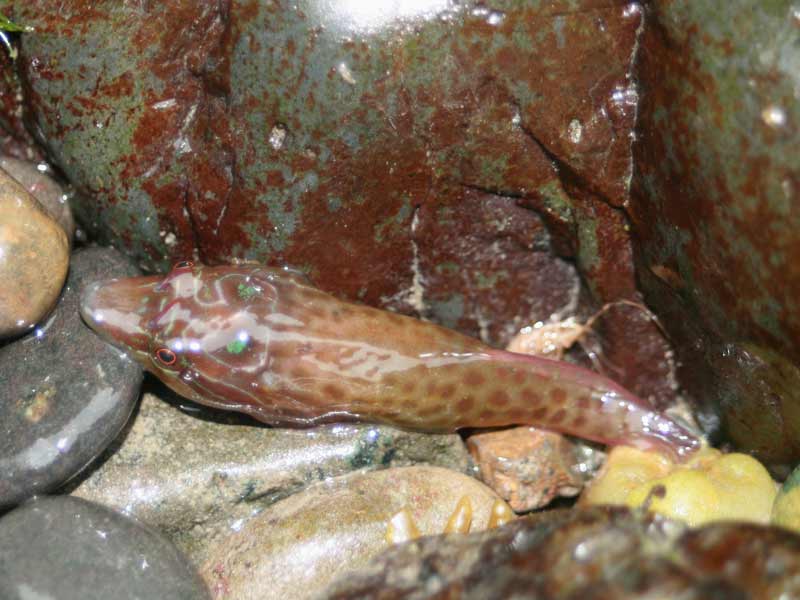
[0,247,143,508]
[0,496,209,599]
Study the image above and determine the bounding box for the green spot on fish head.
[237,283,258,300]
[227,339,248,354]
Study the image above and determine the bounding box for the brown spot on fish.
[464,371,485,387]
[551,409,567,423]
[572,415,587,429]
[506,408,526,421]
[439,384,456,398]
[520,389,541,405]
[550,388,567,404]
[456,396,475,413]
[489,390,510,407]
[479,409,496,421]
[323,384,345,400]
[530,406,548,420]
[402,381,415,394]
[577,396,591,410]
[495,366,513,379]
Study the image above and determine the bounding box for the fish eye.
[173,260,194,270]
[155,347,177,366]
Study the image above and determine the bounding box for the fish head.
[80,261,284,411]
[79,261,205,397]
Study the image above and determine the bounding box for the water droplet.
[783,178,794,200]
[761,104,787,129]
[567,119,583,144]
[610,84,638,107]
[337,61,357,85]
[269,124,287,150]
[486,10,504,25]
[623,3,641,18]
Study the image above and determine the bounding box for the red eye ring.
[155,347,177,366]
[173,260,194,270]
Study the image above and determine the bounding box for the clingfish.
[80,262,701,460]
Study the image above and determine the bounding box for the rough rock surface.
[630,2,800,463]
[0,0,678,407]
[321,507,800,599]
[200,466,506,600]
[70,390,470,562]
[467,426,603,511]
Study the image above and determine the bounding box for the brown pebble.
[467,427,590,511]
[1,158,75,241]
[0,170,69,339]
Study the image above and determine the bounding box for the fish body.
[80,263,700,460]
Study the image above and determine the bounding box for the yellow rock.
[626,470,720,527]
[772,465,800,532]
[582,446,777,527]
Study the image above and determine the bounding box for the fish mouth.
[80,275,162,353]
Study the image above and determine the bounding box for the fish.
[80,261,701,460]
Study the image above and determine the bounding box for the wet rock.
[71,391,470,562]
[0,168,68,338]
[1,2,677,410]
[1,156,75,240]
[321,507,800,599]
[0,47,43,162]
[467,426,603,512]
[200,466,505,600]
[630,2,800,462]
[0,247,143,508]
[0,496,209,600]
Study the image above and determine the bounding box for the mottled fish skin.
[80,263,701,460]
